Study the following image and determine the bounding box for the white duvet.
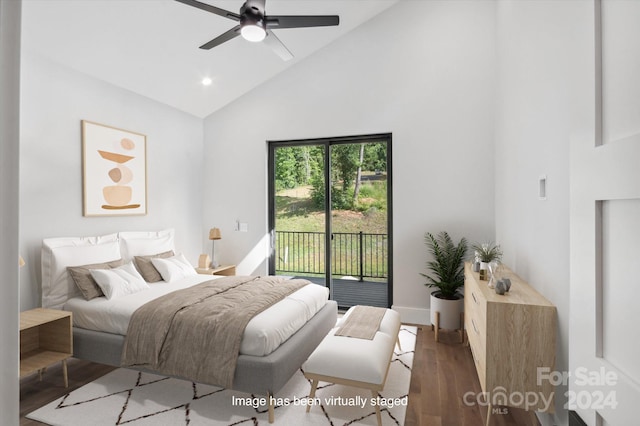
[64,274,329,356]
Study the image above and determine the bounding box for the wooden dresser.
[464,262,557,425]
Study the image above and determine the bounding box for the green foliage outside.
[275,143,388,211]
[274,142,389,279]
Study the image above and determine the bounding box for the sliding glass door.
[268,134,392,309]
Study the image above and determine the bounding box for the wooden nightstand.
[20,308,73,387]
[196,264,236,276]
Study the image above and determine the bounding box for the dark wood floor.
[20,360,116,426]
[19,326,539,426]
[405,326,540,426]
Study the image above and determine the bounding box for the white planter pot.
[430,292,464,330]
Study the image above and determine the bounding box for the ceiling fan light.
[241,24,266,42]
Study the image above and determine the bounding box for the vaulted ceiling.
[22,0,398,118]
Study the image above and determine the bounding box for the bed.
[41,229,338,422]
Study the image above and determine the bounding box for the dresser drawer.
[466,278,487,321]
[468,336,487,391]
[466,310,486,345]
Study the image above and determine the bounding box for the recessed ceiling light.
[202,77,213,86]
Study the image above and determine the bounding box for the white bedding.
[64,274,329,356]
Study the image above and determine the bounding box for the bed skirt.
[72,300,338,396]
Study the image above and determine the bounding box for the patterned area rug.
[28,326,416,426]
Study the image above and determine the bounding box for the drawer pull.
[472,292,478,304]
[471,318,479,334]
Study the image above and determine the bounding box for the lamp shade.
[209,228,221,240]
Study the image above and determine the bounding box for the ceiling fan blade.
[266,15,339,29]
[175,0,240,21]
[264,29,293,61]
[199,25,241,50]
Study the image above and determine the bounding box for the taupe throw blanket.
[121,276,308,388]
[334,305,387,340]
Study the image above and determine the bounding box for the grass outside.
[275,181,388,278]
[275,183,387,234]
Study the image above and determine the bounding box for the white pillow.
[119,229,175,262]
[151,253,196,283]
[90,261,149,300]
[42,233,121,309]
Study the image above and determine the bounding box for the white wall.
[494,1,593,424]
[202,0,497,323]
[1,0,22,423]
[19,52,205,310]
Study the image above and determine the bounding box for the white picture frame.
[82,120,147,216]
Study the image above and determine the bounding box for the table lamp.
[209,228,221,268]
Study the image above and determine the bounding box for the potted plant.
[472,241,503,268]
[472,241,503,287]
[420,231,468,332]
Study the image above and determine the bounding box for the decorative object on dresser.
[20,308,73,387]
[420,231,468,342]
[494,279,507,295]
[471,241,503,266]
[471,241,503,287]
[464,262,557,426]
[81,120,147,216]
[208,227,221,268]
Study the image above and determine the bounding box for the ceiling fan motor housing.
[240,2,266,33]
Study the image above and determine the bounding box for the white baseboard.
[392,305,430,325]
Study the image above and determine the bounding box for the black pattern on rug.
[29,325,416,425]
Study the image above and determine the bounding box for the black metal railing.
[275,230,387,281]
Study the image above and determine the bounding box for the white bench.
[302,306,401,426]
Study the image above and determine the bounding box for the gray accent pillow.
[134,250,175,282]
[68,258,124,300]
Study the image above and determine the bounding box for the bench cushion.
[303,308,400,385]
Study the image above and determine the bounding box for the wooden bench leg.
[371,390,382,426]
[267,391,275,423]
[62,359,68,388]
[434,311,440,342]
[306,379,319,413]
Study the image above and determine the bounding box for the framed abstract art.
[81,120,147,216]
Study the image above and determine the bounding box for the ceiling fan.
[176,0,340,61]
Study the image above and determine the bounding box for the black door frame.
[267,133,393,307]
